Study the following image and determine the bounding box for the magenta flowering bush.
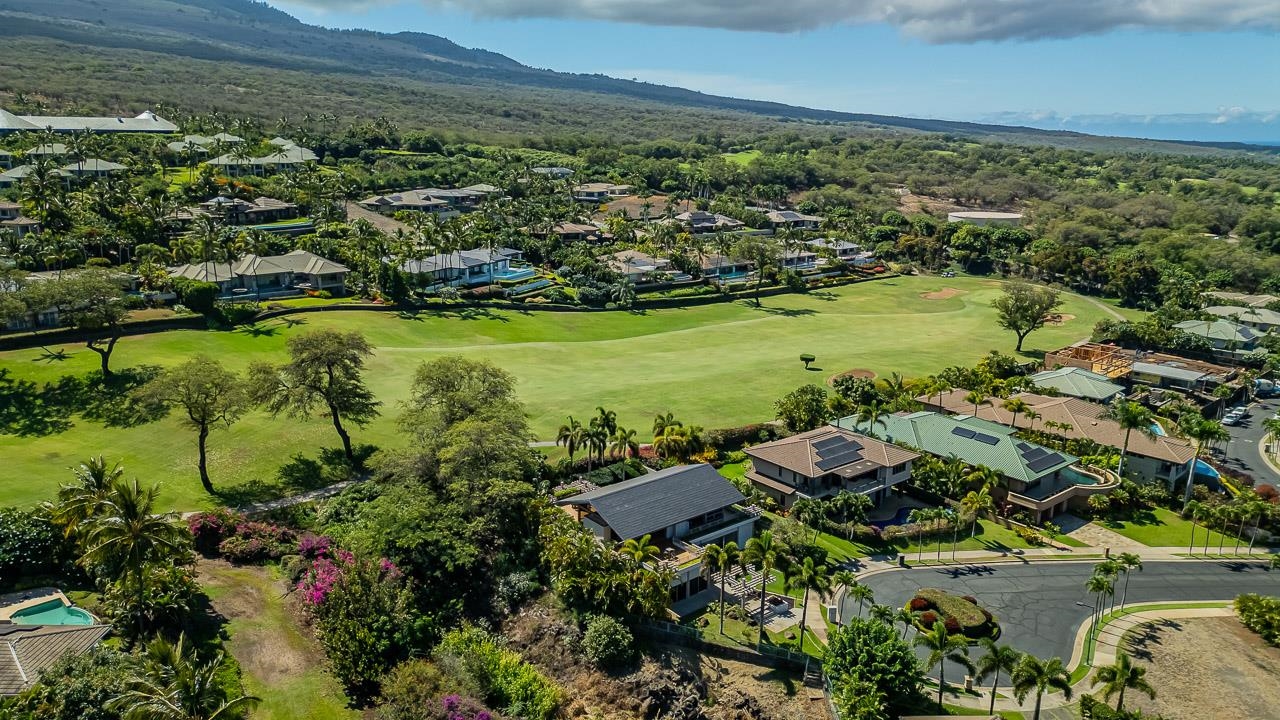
[217,520,298,563]
[298,533,333,560]
[187,508,239,556]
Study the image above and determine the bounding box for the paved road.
[849,560,1280,680]
[1219,397,1280,488]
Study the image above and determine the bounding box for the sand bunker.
[830,369,876,385]
[921,287,963,300]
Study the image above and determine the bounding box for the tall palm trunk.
[798,586,811,653]
[718,567,727,634]
[988,669,1001,715]
[1188,514,1197,555]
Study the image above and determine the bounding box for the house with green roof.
[840,412,1113,522]
[1030,367,1125,403]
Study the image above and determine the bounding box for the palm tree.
[585,419,610,469]
[618,534,660,565]
[1116,552,1143,608]
[744,531,781,648]
[856,402,888,438]
[1096,558,1123,617]
[1024,409,1041,430]
[1091,652,1155,712]
[702,542,739,634]
[1185,499,1204,555]
[1180,415,1228,505]
[556,416,584,465]
[785,556,833,653]
[109,633,259,720]
[79,479,188,635]
[1085,573,1114,661]
[48,456,125,538]
[595,406,618,436]
[975,638,1022,716]
[869,603,895,627]
[847,582,874,617]
[652,411,680,438]
[608,427,640,460]
[1101,401,1156,480]
[1002,397,1031,429]
[893,607,915,639]
[961,487,995,538]
[1011,654,1072,720]
[908,507,932,562]
[964,390,987,418]
[915,621,974,710]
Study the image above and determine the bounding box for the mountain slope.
[0,0,1268,153]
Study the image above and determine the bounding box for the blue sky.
[269,1,1280,142]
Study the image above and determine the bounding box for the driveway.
[1217,397,1280,488]
[850,560,1280,680]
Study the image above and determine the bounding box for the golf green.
[0,275,1140,510]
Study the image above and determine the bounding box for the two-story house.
[400,247,525,289]
[766,210,824,231]
[557,464,757,604]
[573,183,632,202]
[1174,319,1264,360]
[743,426,920,509]
[0,200,39,238]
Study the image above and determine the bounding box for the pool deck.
[0,588,70,621]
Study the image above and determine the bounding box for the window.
[892,462,908,474]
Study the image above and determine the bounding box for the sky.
[268,0,1280,142]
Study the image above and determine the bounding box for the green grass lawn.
[199,562,357,720]
[0,275,1130,510]
[721,150,762,166]
[1099,507,1235,549]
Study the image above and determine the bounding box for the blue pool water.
[1151,422,1220,479]
[10,599,94,625]
[493,267,536,282]
[869,507,915,528]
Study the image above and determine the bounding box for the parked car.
[1222,414,1242,426]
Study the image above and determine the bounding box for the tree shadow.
[35,347,72,363]
[0,365,165,436]
[211,446,362,508]
[750,304,818,318]
[804,366,824,372]
[234,323,280,338]
[808,291,839,302]
[280,316,308,328]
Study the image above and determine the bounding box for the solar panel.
[973,433,1000,446]
[951,427,977,439]
[1027,453,1066,473]
[812,435,848,452]
[1021,447,1049,463]
[1015,442,1033,452]
[815,448,865,471]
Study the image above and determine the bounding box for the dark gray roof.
[559,464,744,541]
[0,624,111,695]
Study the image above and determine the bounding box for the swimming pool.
[1060,466,1101,486]
[10,599,95,625]
[1152,423,1221,479]
[868,507,916,528]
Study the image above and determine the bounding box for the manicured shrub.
[917,611,939,627]
[911,588,998,639]
[172,278,219,317]
[215,301,262,325]
[580,614,635,669]
[944,617,961,634]
[909,597,932,612]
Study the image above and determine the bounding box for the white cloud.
[282,0,1279,42]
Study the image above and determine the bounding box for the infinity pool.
[10,599,95,625]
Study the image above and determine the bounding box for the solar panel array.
[1020,443,1067,474]
[952,426,1000,445]
[813,433,865,471]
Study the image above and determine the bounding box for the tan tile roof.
[744,426,919,478]
[922,390,1195,464]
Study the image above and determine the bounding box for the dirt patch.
[920,287,963,300]
[1125,616,1280,720]
[829,368,876,386]
[505,602,827,720]
[126,308,177,321]
[1045,313,1077,325]
[197,559,319,689]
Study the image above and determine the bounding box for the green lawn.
[0,275,1130,510]
[199,562,357,720]
[721,150,762,166]
[1099,507,1236,549]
